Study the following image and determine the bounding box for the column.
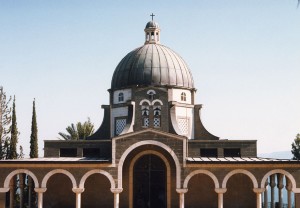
[72,188,85,208]
[264,179,268,208]
[34,188,47,208]
[176,189,188,208]
[270,175,276,208]
[19,174,24,208]
[111,188,123,208]
[295,193,300,208]
[253,188,265,208]
[28,177,32,208]
[0,189,9,208]
[277,174,284,208]
[215,188,227,208]
[286,177,292,208]
[9,177,14,208]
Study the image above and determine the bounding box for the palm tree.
[59,118,94,140]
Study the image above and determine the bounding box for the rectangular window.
[83,148,101,158]
[60,148,77,157]
[224,148,241,157]
[200,148,218,157]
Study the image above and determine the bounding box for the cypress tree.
[0,86,12,160]
[9,96,18,159]
[30,99,38,158]
[291,133,300,160]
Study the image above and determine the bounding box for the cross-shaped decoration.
[150,13,155,21]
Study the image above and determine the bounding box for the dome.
[145,21,159,29]
[111,44,194,89]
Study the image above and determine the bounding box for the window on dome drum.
[153,106,161,127]
[200,148,218,157]
[83,148,101,158]
[151,32,154,40]
[118,92,124,102]
[181,92,186,101]
[224,148,241,157]
[60,148,77,157]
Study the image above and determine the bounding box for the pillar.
[270,175,276,208]
[34,188,47,208]
[295,193,300,208]
[28,177,32,208]
[253,188,265,208]
[286,177,292,208]
[0,189,9,208]
[277,174,284,208]
[176,189,188,208]
[264,178,268,208]
[19,174,24,208]
[72,188,85,208]
[215,188,227,208]
[111,188,123,208]
[9,177,14,208]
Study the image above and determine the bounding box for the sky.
[0,0,299,157]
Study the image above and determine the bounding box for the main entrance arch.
[133,154,166,208]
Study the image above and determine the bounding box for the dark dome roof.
[145,21,159,29]
[111,44,194,89]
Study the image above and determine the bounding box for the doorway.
[133,154,166,208]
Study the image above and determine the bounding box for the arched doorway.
[133,154,166,208]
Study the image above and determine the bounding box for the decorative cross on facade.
[150,13,155,21]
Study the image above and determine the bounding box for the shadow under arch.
[79,169,115,190]
[222,169,258,189]
[117,140,181,189]
[41,169,77,189]
[183,169,220,189]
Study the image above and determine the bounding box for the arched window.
[153,106,161,127]
[118,92,124,102]
[142,106,150,127]
[147,90,156,100]
[181,92,186,102]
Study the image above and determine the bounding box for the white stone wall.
[113,89,132,104]
[111,107,128,137]
[174,106,194,139]
[168,89,191,104]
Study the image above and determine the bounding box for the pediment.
[112,128,187,142]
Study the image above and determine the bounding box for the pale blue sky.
[0,0,299,157]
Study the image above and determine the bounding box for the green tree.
[291,133,300,160]
[0,86,12,160]
[59,118,94,140]
[8,96,18,159]
[30,99,38,158]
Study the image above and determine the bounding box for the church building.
[1,17,300,208]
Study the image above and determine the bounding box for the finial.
[150,13,155,21]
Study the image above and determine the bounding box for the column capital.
[0,188,9,193]
[34,188,47,193]
[253,188,265,193]
[215,188,227,194]
[111,188,123,194]
[72,188,85,194]
[176,188,188,194]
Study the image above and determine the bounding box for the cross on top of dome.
[150,13,155,21]
[144,13,160,44]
